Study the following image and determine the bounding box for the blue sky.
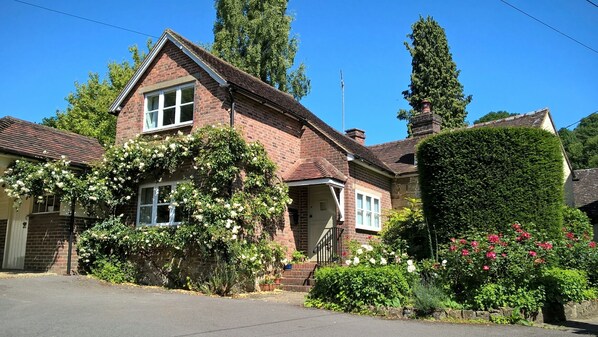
[1,0,597,145]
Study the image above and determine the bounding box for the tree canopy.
[398,16,472,134]
[42,42,152,147]
[473,111,518,125]
[212,0,310,100]
[559,112,598,169]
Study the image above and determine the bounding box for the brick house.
[109,29,576,265]
[110,29,396,263]
[0,117,104,273]
[573,168,598,237]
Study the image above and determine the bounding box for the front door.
[307,185,335,260]
[3,198,31,269]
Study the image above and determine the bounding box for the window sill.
[355,225,381,232]
[142,122,193,135]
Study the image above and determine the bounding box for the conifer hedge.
[417,127,564,241]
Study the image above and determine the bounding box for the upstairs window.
[137,182,182,226]
[355,191,381,231]
[144,84,194,131]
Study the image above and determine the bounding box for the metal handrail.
[312,227,344,267]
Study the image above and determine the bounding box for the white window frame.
[355,190,381,231]
[143,83,194,131]
[136,182,181,226]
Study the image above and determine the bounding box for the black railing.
[312,227,344,267]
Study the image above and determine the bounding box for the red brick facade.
[24,213,91,273]
[114,33,397,259]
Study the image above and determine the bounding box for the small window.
[355,191,381,231]
[32,195,60,214]
[144,84,194,131]
[137,182,181,226]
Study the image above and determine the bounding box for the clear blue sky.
[2,0,597,145]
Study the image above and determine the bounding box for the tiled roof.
[0,116,104,167]
[164,30,392,174]
[574,168,598,209]
[368,109,550,175]
[284,157,348,183]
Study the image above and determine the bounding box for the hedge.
[307,266,410,312]
[417,127,563,241]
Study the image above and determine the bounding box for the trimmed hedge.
[541,268,588,304]
[417,127,563,240]
[307,266,410,312]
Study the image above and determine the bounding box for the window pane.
[145,111,157,129]
[374,214,380,228]
[181,87,194,104]
[357,194,363,210]
[163,107,176,126]
[139,206,152,225]
[356,210,363,225]
[365,211,371,226]
[158,185,172,204]
[180,104,193,123]
[164,91,176,107]
[366,196,372,211]
[174,206,183,223]
[374,199,380,213]
[140,187,154,205]
[156,205,170,223]
[147,95,159,111]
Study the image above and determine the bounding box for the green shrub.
[381,198,427,258]
[412,281,448,314]
[562,206,593,238]
[417,127,564,241]
[193,263,244,296]
[91,258,137,284]
[473,283,545,315]
[307,266,410,312]
[541,268,588,304]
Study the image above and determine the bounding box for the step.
[282,284,312,292]
[286,263,317,270]
[281,270,315,278]
[280,277,315,286]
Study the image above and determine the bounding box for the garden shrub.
[554,224,598,286]
[91,258,137,284]
[417,127,564,241]
[439,223,554,314]
[307,266,410,312]
[540,267,588,304]
[412,281,449,314]
[381,198,428,259]
[562,205,593,238]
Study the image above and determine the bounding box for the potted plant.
[291,250,307,264]
[259,276,275,291]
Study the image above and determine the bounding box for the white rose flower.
[442,259,447,267]
[369,258,376,264]
[407,259,414,266]
[380,257,387,265]
[356,248,363,255]
[353,257,360,265]
[407,265,416,273]
[345,260,352,266]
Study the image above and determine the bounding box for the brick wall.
[0,219,7,267]
[24,213,91,273]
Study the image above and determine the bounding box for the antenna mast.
[340,70,345,132]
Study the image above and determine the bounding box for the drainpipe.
[228,86,236,127]
[66,195,76,275]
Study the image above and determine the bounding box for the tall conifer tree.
[212,0,310,100]
[398,16,472,133]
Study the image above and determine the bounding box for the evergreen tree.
[42,42,152,147]
[212,0,310,100]
[473,111,517,124]
[559,112,598,169]
[398,16,472,134]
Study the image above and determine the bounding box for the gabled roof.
[369,109,551,175]
[110,29,392,175]
[284,157,348,183]
[0,116,104,167]
[574,168,598,209]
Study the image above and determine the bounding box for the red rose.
[483,265,490,271]
[461,249,469,256]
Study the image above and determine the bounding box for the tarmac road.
[0,275,592,336]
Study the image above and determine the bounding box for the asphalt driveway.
[0,275,592,336]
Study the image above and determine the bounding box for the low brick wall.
[370,299,598,323]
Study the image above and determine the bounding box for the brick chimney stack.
[345,128,366,145]
[410,100,442,137]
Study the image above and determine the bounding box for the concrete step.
[280,277,315,286]
[282,284,312,292]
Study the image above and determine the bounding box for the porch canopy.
[284,157,347,221]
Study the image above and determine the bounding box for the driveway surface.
[0,275,594,336]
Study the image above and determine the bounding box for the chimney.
[345,128,366,145]
[410,100,442,137]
